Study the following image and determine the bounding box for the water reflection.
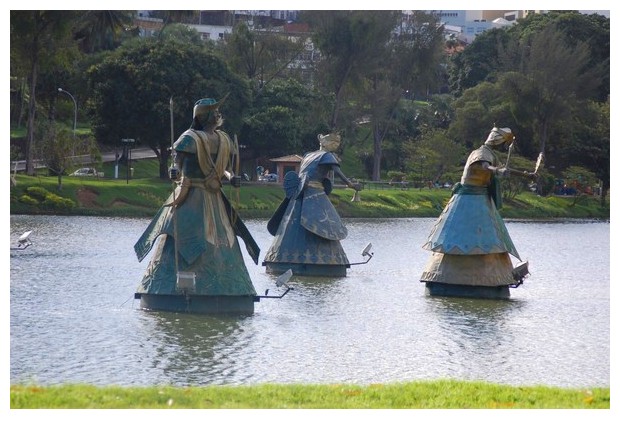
[428,296,524,350]
[424,296,528,382]
[9,215,609,388]
[140,312,250,386]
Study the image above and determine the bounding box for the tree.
[73,10,136,53]
[508,10,609,101]
[403,130,465,185]
[447,11,609,102]
[159,23,204,45]
[10,11,80,175]
[363,11,446,180]
[34,120,99,191]
[569,99,610,206]
[240,78,331,158]
[499,24,600,159]
[35,121,74,190]
[302,11,400,130]
[224,21,306,91]
[303,11,446,180]
[447,27,511,96]
[448,81,517,150]
[87,37,250,178]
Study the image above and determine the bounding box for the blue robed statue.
[421,126,536,299]
[263,133,362,277]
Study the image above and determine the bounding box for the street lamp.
[58,87,77,136]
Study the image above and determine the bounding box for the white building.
[421,10,532,43]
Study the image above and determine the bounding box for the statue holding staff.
[134,96,260,313]
[420,126,537,299]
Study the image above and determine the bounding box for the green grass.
[10,159,610,220]
[10,380,609,409]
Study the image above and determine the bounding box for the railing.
[358,181,449,190]
[11,154,96,172]
[360,181,413,190]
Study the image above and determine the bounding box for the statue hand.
[497,167,509,177]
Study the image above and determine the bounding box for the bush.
[20,186,75,211]
[18,194,40,205]
[42,194,76,210]
[387,170,406,182]
[25,186,49,201]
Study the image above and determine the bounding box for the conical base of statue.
[422,282,510,299]
[134,292,257,315]
[263,261,348,277]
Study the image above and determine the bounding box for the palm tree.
[74,10,136,53]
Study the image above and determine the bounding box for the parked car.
[70,167,98,177]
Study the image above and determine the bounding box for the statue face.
[197,109,222,129]
[318,134,341,152]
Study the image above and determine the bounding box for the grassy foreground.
[9,160,610,220]
[10,380,609,409]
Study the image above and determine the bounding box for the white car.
[70,167,98,177]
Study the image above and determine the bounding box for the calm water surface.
[9,215,610,388]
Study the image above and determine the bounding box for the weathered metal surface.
[264,148,352,277]
[133,98,259,314]
[424,282,510,299]
[263,261,348,277]
[420,137,529,299]
[136,293,256,315]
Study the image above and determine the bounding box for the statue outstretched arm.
[333,166,362,191]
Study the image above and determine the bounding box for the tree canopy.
[240,78,331,158]
[87,37,250,177]
[10,10,609,203]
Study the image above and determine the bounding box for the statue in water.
[263,133,362,277]
[420,126,536,299]
[134,96,260,313]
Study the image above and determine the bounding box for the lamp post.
[58,87,77,157]
[57,88,77,135]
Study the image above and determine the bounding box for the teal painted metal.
[263,149,352,277]
[422,184,519,258]
[421,140,528,298]
[136,293,256,315]
[133,98,260,314]
[424,282,510,299]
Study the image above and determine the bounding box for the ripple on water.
[10,215,610,388]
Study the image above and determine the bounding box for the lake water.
[9,215,610,389]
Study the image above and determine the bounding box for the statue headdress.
[484,126,514,146]
[193,93,229,119]
[318,133,341,152]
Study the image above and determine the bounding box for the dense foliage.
[87,36,250,177]
[10,10,610,203]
